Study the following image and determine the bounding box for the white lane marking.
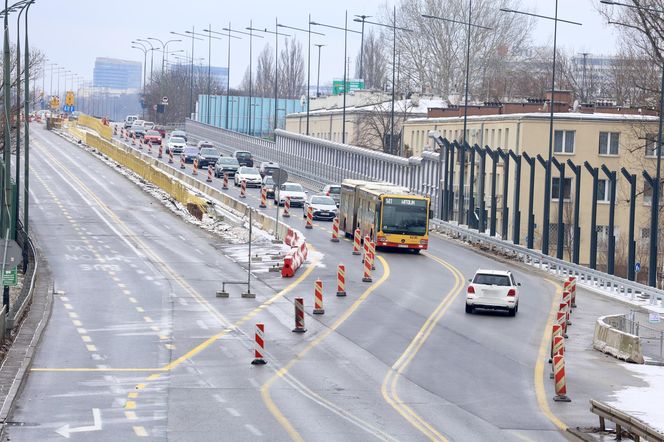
[195,248,203,255]
[178,235,186,241]
[212,394,226,403]
[225,408,240,417]
[244,424,263,436]
[29,187,41,204]
[196,320,208,330]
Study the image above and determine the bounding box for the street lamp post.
[131,45,147,118]
[311,13,361,145]
[314,44,325,98]
[147,37,181,72]
[601,0,664,288]
[278,17,325,136]
[187,28,223,125]
[136,38,156,82]
[501,4,582,256]
[23,0,32,241]
[205,26,242,130]
[171,29,203,119]
[354,14,371,81]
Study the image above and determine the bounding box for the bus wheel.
[412,249,421,254]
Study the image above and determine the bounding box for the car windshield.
[219,158,238,165]
[473,274,511,286]
[200,148,218,156]
[146,130,160,136]
[199,143,214,148]
[312,196,335,205]
[327,186,341,194]
[381,197,428,236]
[236,152,251,159]
[281,183,303,192]
[169,137,185,144]
[240,167,259,175]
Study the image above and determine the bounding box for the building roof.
[407,111,660,125]
[287,97,448,118]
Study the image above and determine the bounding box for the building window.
[554,130,575,154]
[640,228,650,241]
[643,181,664,205]
[552,177,572,200]
[596,179,611,202]
[645,133,660,157]
[598,132,619,155]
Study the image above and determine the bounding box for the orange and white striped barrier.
[206,165,213,183]
[363,235,370,264]
[305,205,313,229]
[131,134,136,146]
[568,276,577,308]
[352,228,361,255]
[362,248,372,283]
[222,173,229,189]
[259,186,267,208]
[313,279,324,314]
[168,149,174,164]
[552,355,571,402]
[192,158,198,175]
[292,297,307,333]
[549,323,564,362]
[331,217,340,242]
[251,323,267,365]
[336,264,346,297]
[558,302,568,338]
[550,324,564,378]
[563,291,572,325]
[281,228,308,278]
[283,196,291,217]
[180,153,185,169]
[240,179,247,198]
[147,141,152,154]
[369,240,376,270]
[158,144,163,159]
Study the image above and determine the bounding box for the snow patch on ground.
[608,363,664,434]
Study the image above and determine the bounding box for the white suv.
[466,269,520,316]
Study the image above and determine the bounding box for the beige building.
[403,111,662,280]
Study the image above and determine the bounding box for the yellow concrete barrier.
[77,114,113,141]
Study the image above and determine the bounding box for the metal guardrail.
[590,399,664,441]
[8,228,37,329]
[620,312,664,362]
[184,120,664,305]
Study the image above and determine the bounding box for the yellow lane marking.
[85,345,97,352]
[81,336,92,343]
[143,316,153,323]
[125,401,136,409]
[72,320,82,327]
[147,374,161,381]
[133,426,148,437]
[125,411,137,420]
[68,312,79,319]
[136,307,145,313]
[76,328,87,334]
[379,252,464,442]
[261,256,393,442]
[128,392,138,399]
[534,281,568,431]
[128,297,138,303]
[136,383,146,390]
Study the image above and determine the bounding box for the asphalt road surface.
[5,125,635,441]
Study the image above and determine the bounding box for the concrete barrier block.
[593,315,645,364]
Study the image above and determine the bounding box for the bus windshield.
[381,197,428,236]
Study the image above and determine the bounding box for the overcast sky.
[26,0,619,93]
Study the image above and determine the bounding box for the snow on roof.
[407,111,660,124]
[287,98,448,117]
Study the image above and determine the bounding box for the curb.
[0,240,53,439]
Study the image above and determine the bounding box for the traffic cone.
[222,173,229,189]
[259,186,267,208]
[180,153,185,169]
[206,165,213,183]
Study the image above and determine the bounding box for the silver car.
[303,195,338,221]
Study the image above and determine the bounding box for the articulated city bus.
[339,179,431,252]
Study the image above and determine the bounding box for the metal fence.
[620,311,664,363]
[185,119,664,305]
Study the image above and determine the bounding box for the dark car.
[197,147,221,168]
[233,150,254,167]
[259,161,280,178]
[183,146,199,163]
[262,175,276,198]
[215,157,240,177]
[131,126,146,139]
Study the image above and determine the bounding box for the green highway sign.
[2,267,17,286]
[332,79,365,95]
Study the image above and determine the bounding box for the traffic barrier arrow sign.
[55,408,102,438]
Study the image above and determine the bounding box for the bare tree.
[357,99,413,153]
[278,38,305,99]
[355,29,389,89]
[254,45,275,98]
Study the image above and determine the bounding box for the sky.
[24,0,620,94]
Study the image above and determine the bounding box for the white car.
[303,195,338,220]
[143,121,155,130]
[234,166,262,187]
[274,182,307,207]
[166,136,187,155]
[466,269,520,316]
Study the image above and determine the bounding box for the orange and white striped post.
[251,323,267,365]
[352,228,361,255]
[222,173,229,189]
[168,149,174,164]
[558,302,568,338]
[331,217,340,242]
[192,158,198,175]
[292,297,307,333]
[336,264,346,297]
[313,279,324,314]
[569,276,577,308]
[550,323,564,377]
[283,196,291,217]
[113,125,117,135]
[549,323,564,362]
[362,249,372,283]
[563,291,572,325]
[369,240,376,270]
[206,165,213,183]
[180,153,186,169]
[240,179,247,198]
[362,235,370,263]
[305,205,313,229]
[552,355,571,402]
[148,141,152,154]
[158,144,163,159]
[259,186,267,208]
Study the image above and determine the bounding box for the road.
[4,125,634,441]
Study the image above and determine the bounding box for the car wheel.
[508,306,517,317]
[465,303,473,314]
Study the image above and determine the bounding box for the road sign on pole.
[635,262,641,273]
[2,268,17,286]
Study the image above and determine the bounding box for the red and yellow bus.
[339,180,431,252]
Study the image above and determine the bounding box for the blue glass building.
[93,58,142,90]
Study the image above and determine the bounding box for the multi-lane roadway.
[4,125,635,441]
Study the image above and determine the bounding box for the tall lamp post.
[354,14,371,81]
[136,38,156,82]
[23,0,33,242]
[311,12,361,145]
[247,21,291,136]
[171,29,203,119]
[601,0,663,287]
[314,44,325,98]
[131,45,148,118]
[355,8,413,156]
[205,26,242,130]
[187,27,223,125]
[147,37,181,72]
[501,3,582,256]
[278,16,325,136]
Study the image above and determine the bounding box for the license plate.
[397,244,409,248]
